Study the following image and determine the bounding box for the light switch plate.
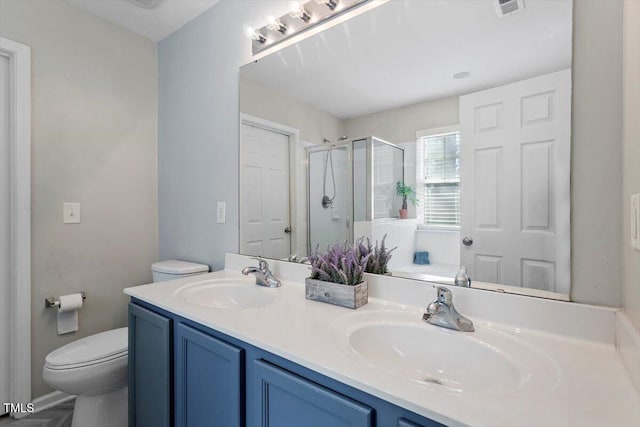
[63,202,81,224]
[631,193,640,251]
[216,201,226,224]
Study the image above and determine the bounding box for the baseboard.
[616,311,640,392]
[30,391,75,415]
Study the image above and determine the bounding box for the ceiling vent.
[494,0,524,17]
[126,0,163,9]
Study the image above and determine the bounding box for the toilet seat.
[45,327,128,370]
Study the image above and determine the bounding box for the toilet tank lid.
[152,259,209,274]
[45,327,128,368]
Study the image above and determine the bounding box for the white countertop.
[125,261,640,427]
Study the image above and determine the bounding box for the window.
[417,131,460,228]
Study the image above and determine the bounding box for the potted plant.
[356,234,397,275]
[396,181,417,219]
[306,242,371,309]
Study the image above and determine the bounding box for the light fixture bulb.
[246,27,266,43]
[266,17,287,34]
[314,0,338,10]
[289,2,312,22]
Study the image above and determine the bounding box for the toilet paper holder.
[45,292,86,308]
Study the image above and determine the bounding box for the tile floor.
[0,401,73,427]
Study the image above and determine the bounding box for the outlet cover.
[217,202,226,224]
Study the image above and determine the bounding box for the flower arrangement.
[355,234,397,275]
[309,242,370,286]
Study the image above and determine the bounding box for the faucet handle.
[250,257,269,272]
[436,286,453,305]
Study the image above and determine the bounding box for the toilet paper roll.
[58,293,83,312]
[57,293,83,335]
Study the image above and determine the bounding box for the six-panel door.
[175,322,244,427]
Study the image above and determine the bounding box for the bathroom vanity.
[127,299,441,427]
[124,254,639,427]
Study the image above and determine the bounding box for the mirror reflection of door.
[240,122,291,259]
[459,70,571,293]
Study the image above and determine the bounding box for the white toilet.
[42,259,209,427]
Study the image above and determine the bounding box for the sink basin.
[330,310,559,396]
[173,279,277,310]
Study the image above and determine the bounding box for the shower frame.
[306,137,404,254]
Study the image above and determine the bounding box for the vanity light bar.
[250,0,372,55]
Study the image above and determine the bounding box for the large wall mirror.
[238,0,573,299]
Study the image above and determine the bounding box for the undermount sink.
[330,310,559,396]
[173,278,277,309]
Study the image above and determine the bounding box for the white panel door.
[240,123,291,259]
[460,69,571,293]
[0,53,10,415]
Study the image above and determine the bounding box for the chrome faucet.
[288,253,309,264]
[242,257,281,288]
[422,286,474,332]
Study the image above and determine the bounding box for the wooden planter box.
[305,278,368,309]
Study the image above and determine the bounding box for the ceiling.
[240,0,573,119]
[65,0,220,42]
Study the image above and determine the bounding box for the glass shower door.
[307,145,352,252]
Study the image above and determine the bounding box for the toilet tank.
[151,260,209,283]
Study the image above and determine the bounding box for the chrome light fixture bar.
[249,0,373,56]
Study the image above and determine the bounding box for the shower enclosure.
[307,137,404,253]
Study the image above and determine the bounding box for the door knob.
[462,237,473,246]
[284,227,292,233]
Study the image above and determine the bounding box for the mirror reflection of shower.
[321,143,335,209]
[321,136,348,209]
[307,137,404,253]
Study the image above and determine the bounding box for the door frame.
[239,114,301,257]
[0,37,31,417]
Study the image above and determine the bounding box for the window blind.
[420,132,460,228]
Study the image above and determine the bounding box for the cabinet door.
[129,303,172,427]
[253,360,372,427]
[398,418,425,427]
[175,323,244,427]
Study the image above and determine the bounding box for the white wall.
[623,0,640,332]
[0,0,158,398]
[353,219,417,270]
[240,77,344,145]
[415,230,461,267]
[159,0,625,308]
[343,96,459,145]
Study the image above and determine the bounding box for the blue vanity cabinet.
[398,418,428,427]
[129,300,444,427]
[128,303,172,427]
[251,359,373,427]
[174,322,244,427]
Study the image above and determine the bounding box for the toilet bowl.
[43,259,208,427]
[43,328,128,427]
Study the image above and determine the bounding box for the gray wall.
[571,0,623,306]
[623,0,640,332]
[159,0,625,307]
[0,0,158,398]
